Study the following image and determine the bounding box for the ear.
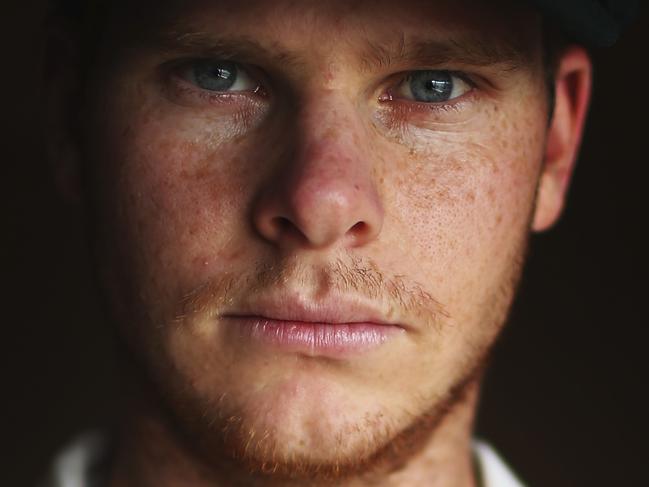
[532,45,592,232]
[43,17,84,204]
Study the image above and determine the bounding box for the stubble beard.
[191,362,486,485]
[122,341,487,487]
[112,230,530,487]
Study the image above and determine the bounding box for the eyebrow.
[151,27,530,73]
[358,33,530,72]
[153,30,306,70]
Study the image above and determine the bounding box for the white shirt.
[41,433,525,487]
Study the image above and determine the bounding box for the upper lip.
[221,293,404,328]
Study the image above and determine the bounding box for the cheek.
[87,88,265,309]
[387,104,546,302]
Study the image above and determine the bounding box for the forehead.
[99,0,542,67]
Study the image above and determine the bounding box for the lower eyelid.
[378,89,480,128]
[394,98,466,113]
[163,74,264,108]
[383,85,475,107]
[378,101,481,135]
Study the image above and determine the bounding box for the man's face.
[79,0,549,479]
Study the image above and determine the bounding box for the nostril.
[346,220,381,247]
[274,216,293,232]
[349,221,368,236]
[255,191,383,248]
[271,216,306,242]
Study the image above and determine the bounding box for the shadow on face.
[46,0,569,483]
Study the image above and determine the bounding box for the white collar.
[473,439,526,487]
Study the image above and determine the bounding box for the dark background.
[2,2,647,485]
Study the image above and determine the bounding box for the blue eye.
[396,70,471,103]
[194,61,237,91]
[184,60,258,92]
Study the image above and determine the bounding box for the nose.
[252,97,384,250]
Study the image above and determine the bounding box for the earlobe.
[532,45,592,232]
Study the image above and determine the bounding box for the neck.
[108,382,481,487]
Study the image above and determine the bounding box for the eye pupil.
[409,71,453,102]
[193,61,238,91]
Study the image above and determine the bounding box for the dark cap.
[55,0,639,47]
[528,0,639,47]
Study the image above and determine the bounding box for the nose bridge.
[252,90,384,250]
[294,93,368,190]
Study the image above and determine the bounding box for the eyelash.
[165,60,480,116]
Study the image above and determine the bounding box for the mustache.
[174,257,450,328]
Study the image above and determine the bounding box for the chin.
[157,367,477,484]
[214,379,400,477]
[210,410,403,482]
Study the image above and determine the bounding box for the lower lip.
[223,316,402,357]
